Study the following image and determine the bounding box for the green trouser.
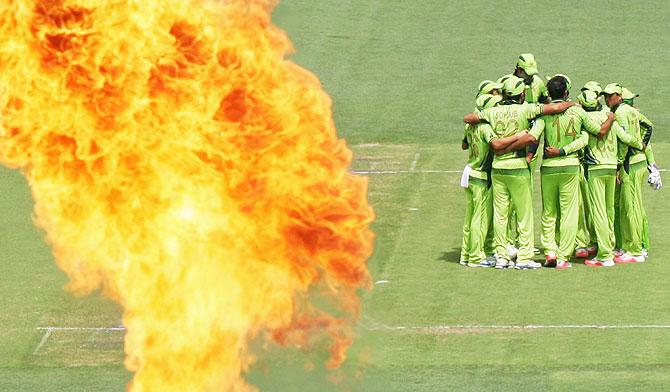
[484,195,495,255]
[642,209,650,251]
[619,161,646,256]
[587,169,616,261]
[614,180,622,250]
[540,167,580,261]
[492,169,534,263]
[460,178,491,263]
[576,169,594,248]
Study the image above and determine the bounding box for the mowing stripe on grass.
[362,323,670,332]
[352,169,670,175]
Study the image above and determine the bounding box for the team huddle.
[460,53,662,270]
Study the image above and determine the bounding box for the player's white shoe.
[468,259,494,268]
[614,252,645,263]
[506,245,519,260]
[574,248,589,258]
[514,261,542,270]
[642,249,648,258]
[556,260,572,270]
[459,260,468,266]
[495,257,512,269]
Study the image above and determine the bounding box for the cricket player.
[514,53,549,104]
[574,90,647,267]
[460,94,503,267]
[622,87,661,256]
[601,83,653,263]
[463,75,575,269]
[500,75,614,269]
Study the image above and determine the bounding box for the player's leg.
[467,178,492,267]
[460,186,474,265]
[586,172,616,267]
[617,164,645,261]
[540,171,559,263]
[614,177,623,254]
[492,171,512,265]
[557,171,580,268]
[508,169,537,268]
[575,171,593,257]
[484,185,495,256]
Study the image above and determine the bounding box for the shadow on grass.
[437,248,461,264]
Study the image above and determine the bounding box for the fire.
[0,0,374,390]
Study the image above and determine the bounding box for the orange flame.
[0,0,374,390]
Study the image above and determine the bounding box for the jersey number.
[552,117,577,143]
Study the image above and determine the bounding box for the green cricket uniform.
[525,75,548,104]
[582,110,643,261]
[460,122,495,264]
[529,103,599,261]
[639,111,654,251]
[478,101,543,263]
[614,103,650,256]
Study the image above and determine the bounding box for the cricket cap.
[497,74,514,85]
[622,87,639,100]
[476,93,503,110]
[477,80,504,96]
[517,53,539,75]
[577,90,599,110]
[601,83,623,96]
[581,81,602,95]
[503,75,526,96]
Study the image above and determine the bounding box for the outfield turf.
[2,1,670,391]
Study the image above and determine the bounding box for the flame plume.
[0,0,374,390]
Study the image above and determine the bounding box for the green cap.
[503,75,526,96]
[497,74,514,85]
[622,87,639,100]
[602,83,623,96]
[476,93,503,110]
[553,73,572,92]
[577,90,599,110]
[477,80,504,96]
[516,53,539,75]
[581,81,602,95]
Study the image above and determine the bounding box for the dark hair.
[547,76,568,100]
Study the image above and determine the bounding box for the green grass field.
[2,1,670,391]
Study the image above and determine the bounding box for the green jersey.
[639,111,656,165]
[614,103,646,166]
[582,110,643,171]
[464,122,495,180]
[477,101,544,169]
[528,102,598,168]
[525,75,548,104]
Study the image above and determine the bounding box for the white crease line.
[32,328,52,355]
[36,326,126,331]
[409,153,420,172]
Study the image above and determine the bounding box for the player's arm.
[645,143,656,165]
[464,112,481,124]
[490,131,528,154]
[462,124,470,150]
[561,130,589,155]
[541,101,576,115]
[614,122,644,150]
[584,112,615,140]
